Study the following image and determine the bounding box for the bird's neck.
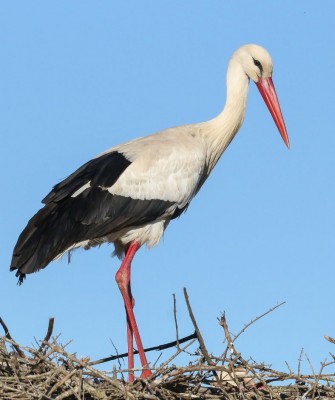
[203,58,250,170]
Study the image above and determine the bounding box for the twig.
[285,360,293,375]
[219,313,278,396]
[325,335,335,345]
[152,351,163,369]
[149,338,197,379]
[311,359,327,398]
[173,293,180,349]
[305,351,316,377]
[0,317,26,358]
[219,313,237,356]
[297,347,304,378]
[89,332,197,366]
[183,288,214,366]
[47,367,79,396]
[183,288,228,392]
[37,317,55,354]
[110,339,123,372]
[78,367,83,400]
[232,301,286,343]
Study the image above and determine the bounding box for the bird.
[10,44,289,381]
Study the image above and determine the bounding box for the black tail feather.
[16,271,26,285]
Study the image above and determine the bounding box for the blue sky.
[1,1,334,376]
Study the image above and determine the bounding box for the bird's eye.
[253,58,263,73]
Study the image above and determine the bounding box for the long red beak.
[256,77,290,148]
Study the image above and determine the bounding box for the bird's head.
[234,44,273,82]
[233,44,290,148]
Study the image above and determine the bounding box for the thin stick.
[219,314,275,395]
[305,351,316,377]
[183,287,229,392]
[183,287,214,366]
[297,347,304,377]
[110,339,123,371]
[233,301,286,343]
[0,317,26,358]
[325,335,335,345]
[173,293,180,349]
[149,338,197,379]
[219,313,238,355]
[37,317,54,354]
[89,331,197,366]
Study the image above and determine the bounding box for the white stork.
[10,44,289,381]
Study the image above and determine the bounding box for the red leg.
[115,241,152,380]
[126,314,135,382]
[125,248,135,382]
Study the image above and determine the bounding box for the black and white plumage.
[11,134,205,280]
[11,150,180,279]
[10,44,289,380]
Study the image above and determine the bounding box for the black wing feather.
[43,151,131,204]
[10,151,176,280]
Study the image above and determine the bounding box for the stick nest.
[1,292,335,399]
